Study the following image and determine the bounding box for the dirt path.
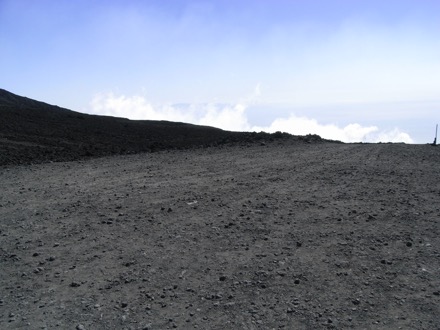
[1,142,439,329]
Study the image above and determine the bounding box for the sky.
[1,0,439,143]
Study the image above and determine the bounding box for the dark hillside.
[0,89,326,166]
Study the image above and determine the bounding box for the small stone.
[32,252,39,257]
[219,275,227,281]
[76,325,86,330]
[121,302,128,308]
[33,267,44,274]
[294,279,300,284]
[406,242,412,247]
[70,281,81,287]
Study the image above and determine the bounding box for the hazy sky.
[1,0,439,143]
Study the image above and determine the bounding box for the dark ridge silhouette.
[0,89,331,166]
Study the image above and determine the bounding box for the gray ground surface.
[1,141,439,329]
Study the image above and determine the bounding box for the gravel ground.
[1,141,439,329]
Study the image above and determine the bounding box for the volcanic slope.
[0,89,323,166]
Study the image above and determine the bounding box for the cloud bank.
[89,93,413,144]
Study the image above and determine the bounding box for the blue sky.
[1,0,439,143]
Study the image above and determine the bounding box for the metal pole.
[434,124,438,146]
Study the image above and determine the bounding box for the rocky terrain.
[1,90,439,329]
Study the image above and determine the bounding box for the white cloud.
[251,115,414,143]
[198,103,251,131]
[252,116,378,142]
[89,92,251,131]
[90,93,194,122]
[367,128,413,144]
[88,92,414,143]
